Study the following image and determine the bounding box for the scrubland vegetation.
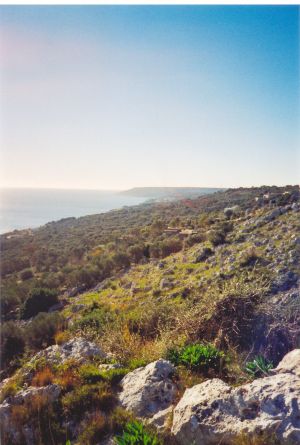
[0,185,299,444]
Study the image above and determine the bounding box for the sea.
[0,188,147,234]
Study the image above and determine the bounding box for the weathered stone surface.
[270,271,298,293]
[172,350,300,444]
[147,405,173,431]
[275,349,300,377]
[30,337,106,365]
[119,359,177,417]
[0,385,61,445]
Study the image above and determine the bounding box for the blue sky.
[0,6,299,189]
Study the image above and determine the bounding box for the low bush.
[208,230,226,246]
[77,411,108,444]
[9,393,64,445]
[0,321,25,368]
[109,407,134,434]
[115,421,160,445]
[73,303,115,333]
[31,367,55,387]
[25,312,64,350]
[0,378,22,402]
[62,383,115,419]
[239,248,260,267]
[20,288,58,319]
[167,343,225,373]
[79,364,103,384]
[99,368,129,385]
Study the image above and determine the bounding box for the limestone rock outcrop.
[119,359,177,418]
[172,349,300,444]
[0,385,61,444]
[30,337,106,365]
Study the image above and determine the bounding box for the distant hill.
[120,187,226,199]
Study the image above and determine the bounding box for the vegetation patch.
[245,356,273,378]
[115,421,161,445]
[166,343,225,374]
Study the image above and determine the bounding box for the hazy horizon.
[1,6,299,189]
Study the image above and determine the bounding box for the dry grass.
[32,366,55,387]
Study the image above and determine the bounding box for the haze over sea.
[0,188,146,234]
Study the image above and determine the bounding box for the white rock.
[275,349,300,377]
[147,405,173,431]
[0,385,61,444]
[30,337,106,365]
[119,359,177,417]
[172,350,300,445]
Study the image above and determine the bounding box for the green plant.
[245,356,273,377]
[1,321,25,368]
[99,368,129,385]
[239,248,260,267]
[208,229,226,246]
[128,358,148,370]
[115,421,160,445]
[166,343,225,373]
[20,287,58,319]
[25,312,64,350]
[77,411,108,444]
[62,383,115,419]
[72,303,115,333]
[78,364,103,384]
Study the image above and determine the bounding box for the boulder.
[275,349,300,376]
[147,405,173,431]
[0,385,61,444]
[30,337,106,365]
[172,350,300,444]
[119,359,177,418]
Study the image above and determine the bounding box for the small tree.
[1,321,25,368]
[20,288,58,319]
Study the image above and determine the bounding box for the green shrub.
[208,230,226,246]
[128,358,148,370]
[167,343,225,373]
[20,288,58,319]
[73,303,115,333]
[99,368,129,385]
[0,321,25,368]
[109,407,134,434]
[25,312,63,350]
[77,411,108,444]
[1,293,20,319]
[62,383,115,419]
[239,248,260,267]
[78,364,103,384]
[115,421,160,445]
[245,356,273,377]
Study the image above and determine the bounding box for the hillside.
[120,187,225,198]
[0,185,299,445]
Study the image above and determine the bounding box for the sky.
[0,6,299,190]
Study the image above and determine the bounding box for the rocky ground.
[1,187,299,444]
